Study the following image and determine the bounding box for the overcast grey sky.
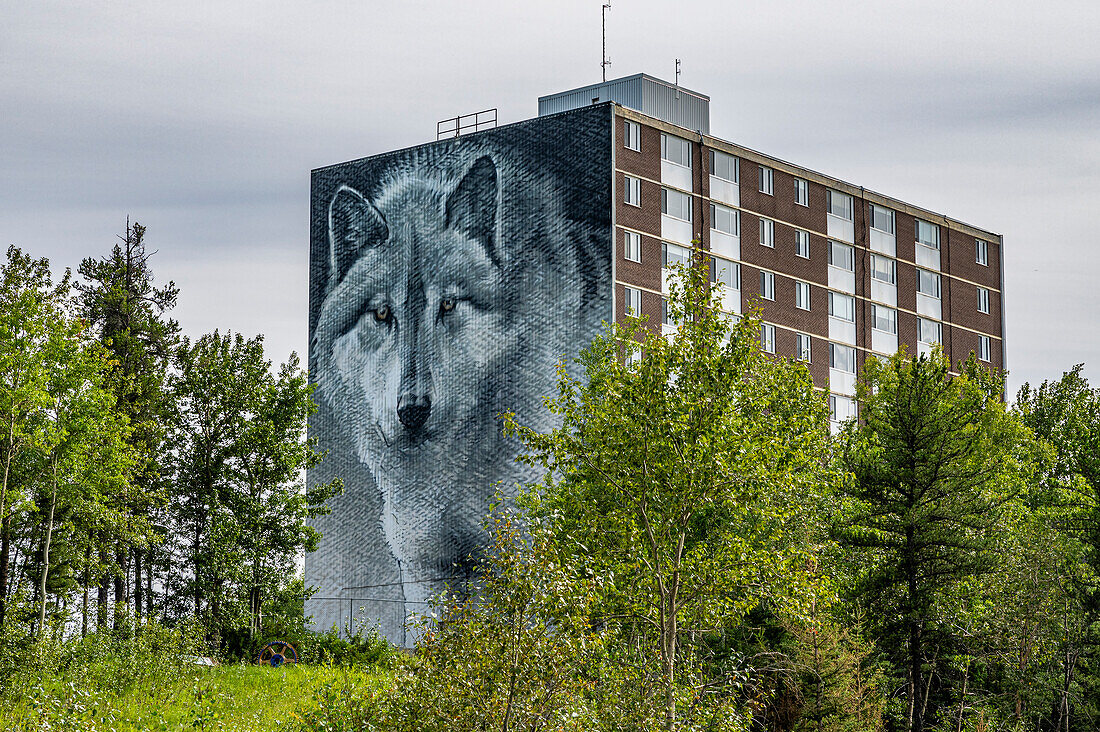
[2,0,1097,395]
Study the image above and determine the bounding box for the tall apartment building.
[541,74,1004,426]
[307,74,1003,642]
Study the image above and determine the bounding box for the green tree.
[0,246,73,627]
[77,220,179,622]
[833,348,1026,732]
[166,332,340,638]
[1015,365,1100,730]
[508,257,836,731]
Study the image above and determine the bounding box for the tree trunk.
[133,548,142,621]
[97,545,109,629]
[81,545,90,637]
[146,551,154,618]
[0,515,11,628]
[36,468,58,637]
[114,546,127,625]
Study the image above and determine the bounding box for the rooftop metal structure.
[538,73,710,134]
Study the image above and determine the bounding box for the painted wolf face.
[313,152,589,592]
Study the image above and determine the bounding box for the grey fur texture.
[307,109,611,643]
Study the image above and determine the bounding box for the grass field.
[0,662,384,732]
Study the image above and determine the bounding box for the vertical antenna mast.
[602,2,612,81]
[675,58,681,98]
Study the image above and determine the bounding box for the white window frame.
[710,203,739,235]
[827,190,853,221]
[871,304,897,334]
[918,318,941,345]
[624,175,641,207]
[661,187,693,222]
[917,268,941,299]
[795,281,811,310]
[623,230,641,263]
[870,254,896,285]
[795,229,810,259]
[795,332,812,362]
[711,257,739,290]
[978,335,991,362]
[624,286,641,317]
[869,204,895,234]
[663,242,691,270]
[758,165,774,195]
[916,219,940,249]
[830,343,856,373]
[759,218,775,248]
[624,120,641,152]
[710,150,738,183]
[760,270,775,301]
[977,287,990,314]
[761,323,776,354]
[829,292,855,322]
[794,178,809,206]
[828,240,854,271]
[661,133,692,168]
[975,239,988,266]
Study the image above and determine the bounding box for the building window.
[661,133,692,168]
[662,298,682,328]
[872,305,897,334]
[830,394,855,423]
[761,323,776,354]
[663,242,691,270]
[624,175,641,206]
[624,286,641,316]
[829,292,855,322]
[978,335,991,362]
[795,229,810,258]
[827,190,853,220]
[624,120,640,152]
[977,287,990,314]
[870,254,896,285]
[758,165,774,195]
[830,343,856,373]
[916,219,940,249]
[917,268,941,298]
[710,203,739,235]
[919,318,941,345]
[870,204,895,234]
[759,270,775,301]
[711,150,738,183]
[976,239,988,266]
[795,281,811,310]
[625,345,642,367]
[759,218,774,247]
[661,188,693,222]
[796,332,812,362]
[711,257,739,290]
[794,178,809,206]
[623,230,641,262]
[828,240,854,271]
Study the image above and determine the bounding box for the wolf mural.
[307,108,611,643]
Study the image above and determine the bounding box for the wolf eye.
[440,298,456,314]
[373,305,391,323]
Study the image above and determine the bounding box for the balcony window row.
[661,133,692,168]
[661,188,693,222]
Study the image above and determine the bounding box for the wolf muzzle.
[397,393,432,430]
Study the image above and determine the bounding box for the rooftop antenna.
[601,2,612,81]
[674,58,681,98]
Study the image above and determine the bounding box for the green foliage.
[164,331,342,640]
[834,347,1028,732]
[508,257,836,730]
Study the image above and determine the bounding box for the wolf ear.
[328,185,388,287]
[445,156,500,267]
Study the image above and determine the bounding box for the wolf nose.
[397,394,432,431]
